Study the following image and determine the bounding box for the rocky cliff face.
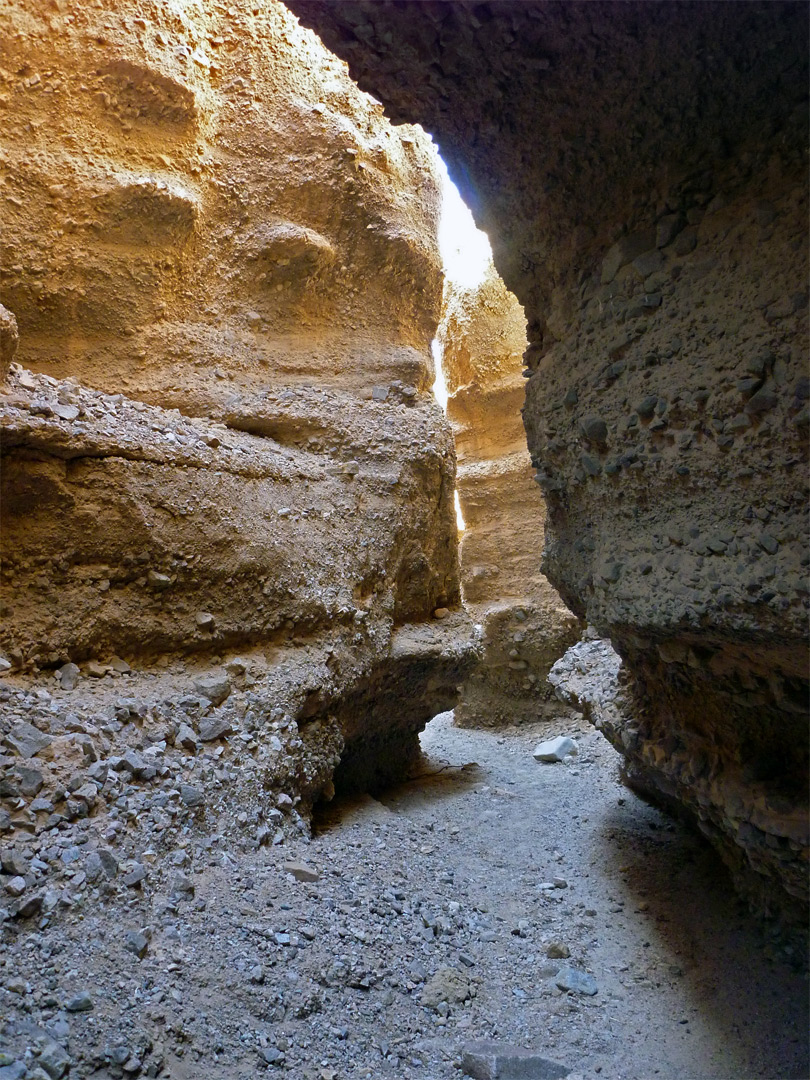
[0,0,477,849]
[288,0,809,928]
[440,269,579,727]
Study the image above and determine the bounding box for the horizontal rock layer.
[441,269,579,727]
[0,0,477,836]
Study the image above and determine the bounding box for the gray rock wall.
[288,0,809,927]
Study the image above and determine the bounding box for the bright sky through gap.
[430,151,483,534]
[431,337,449,412]
[436,153,493,291]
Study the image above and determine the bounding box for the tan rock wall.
[0,0,442,410]
[0,0,477,822]
[441,269,579,727]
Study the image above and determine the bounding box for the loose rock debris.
[1,712,807,1080]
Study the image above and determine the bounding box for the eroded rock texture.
[289,1,809,926]
[0,0,476,824]
[441,268,578,726]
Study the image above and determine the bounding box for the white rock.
[532,735,578,763]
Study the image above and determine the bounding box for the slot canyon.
[0,2,807,1079]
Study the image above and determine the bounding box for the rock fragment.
[147,570,172,590]
[176,721,200,750]
[57,663,80,690]
[85,848,118,882]
[0,1061,27,1080]
[554,967,598,996]
[5,722,53,759]
[462,1041,570,1079]
[118,749,147,777]
[5,876,26,897]
[0,304,18,380]
[84,659,108,678]
[282,860,319,882]
[180,783,204,807]
[194,673,232,706]
[17,766,44,797]
[11,892,43,919]
[259,1046,285,1066]
[122,863,147,888]
[169,872,195,900]
[578,415,608,446]
[532,736,577,763]
[198,715,234,741]
[37,1040,71,1080]
[64,990,93,1012]
[124,930,150,958]
[421,967,472,1009]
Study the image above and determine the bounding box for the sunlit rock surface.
[440,267,579,727]
[0,0,477,816]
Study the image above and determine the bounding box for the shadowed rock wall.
[440,269,579,726]
[288,0,809,927]
[0,0,478,849]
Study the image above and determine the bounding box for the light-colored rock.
[532,736,577,764]
[0,305,18,381]
[441,267,580,729]
[282,860,319,883]
[421,967,472,1009]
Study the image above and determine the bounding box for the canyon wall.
[288,0,809,928]
[440,269,579,727]
[0,0,477,863]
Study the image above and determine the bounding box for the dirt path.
[371,713,809,1080]
[2,713,808,1080]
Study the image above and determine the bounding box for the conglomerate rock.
[288,0,809,928]
[440,268,579,727]
[0,0,478,834]
[0,304,18,381]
